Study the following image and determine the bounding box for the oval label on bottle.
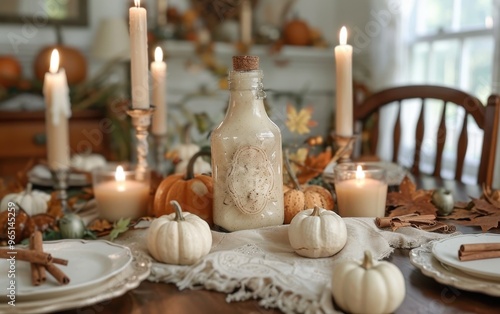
[227,145,274,215]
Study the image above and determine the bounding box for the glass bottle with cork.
[211,56,284,231]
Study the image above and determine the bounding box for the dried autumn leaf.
[454,213,500,232]
[295,148,332,184]
[445,208,480,220]
[470,198,498,215]
[386,176,436,217]
[444,186,500,232]
[88,218,113,232]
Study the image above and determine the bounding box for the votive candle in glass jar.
[333,163,387,217]
[92,164,150,222]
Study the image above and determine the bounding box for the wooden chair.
[353,85,500,187]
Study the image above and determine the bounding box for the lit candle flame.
[355,165,365,180]
[134,0,140,7]
[115,166,126,192]
[49,49,59,74]
[154,46,163,62]
[339,26,348,45]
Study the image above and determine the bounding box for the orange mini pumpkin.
[283,150,334,224]
[153,151,213,225]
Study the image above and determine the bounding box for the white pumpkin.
[70,153,107,172]
[147,200,212,265]
[173,144,211,174]
[0,183,51,216]
[332,251,406,314]
[288,206,347,258]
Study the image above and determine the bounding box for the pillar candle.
[151,46,167,135]
[129,0,150,109]
[334,26,353,137]
[240,0,252,45]
[93,166,150,222]
[335,166,388,217]
[43,49,71,170]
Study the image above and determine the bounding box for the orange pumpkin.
[283,18,311,46]
[153,151,213,225]
[34,45,87,85]
[0,55,22,88]
[284,184,334,224]
[283,150,334,224]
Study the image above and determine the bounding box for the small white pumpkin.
[174,144,211,174]
[70,153,107,172]
[332,251,406,314]
[147,200,212,265]
[288,206,347,258]
[0,183,50,216]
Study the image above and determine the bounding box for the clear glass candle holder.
[92,163,150,222]
[333,163,388,217]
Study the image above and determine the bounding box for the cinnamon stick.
[460,243,500,253]
[52,257,69,266]
[45,263,70,285]
[29,235,42,286]
[31,231,46,284]
[0,249,52,265]
[458,250,500,261]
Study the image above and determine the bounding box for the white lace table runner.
[116,218,452,314]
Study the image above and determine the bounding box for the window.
[401,0,494,183]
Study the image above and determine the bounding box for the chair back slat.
[353,85,497,187]
[370,112,380,155]
[478,95,500,185]
[412,99,425,175]
[392,102,402,163]
[455,112,469,181]
[433,101,448,177]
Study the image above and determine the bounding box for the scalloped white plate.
[0,240,132,298]
[410,240,500,297]
[0,251,150,313]
[432,234,500,281]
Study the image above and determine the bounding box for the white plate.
[410,240,500,297]
[0,240,132,298]
[431,234,500,281]
[28,164,90,187]
[0,251,151,314]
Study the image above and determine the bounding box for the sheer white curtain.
[357,0,404,162]
[492,0,500,187]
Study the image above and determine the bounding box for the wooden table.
[52,176,497,314]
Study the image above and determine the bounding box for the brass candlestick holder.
[127,106,155,180]
[332,133,358,163]
[152,133,168,176]
[50,169,70,213]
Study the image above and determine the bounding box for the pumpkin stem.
[312,206,321,216]
[25,183,33,194]
[283,149,302,191]
[170,200,185,221]
[185,150,211,180]
[361,251,373,269]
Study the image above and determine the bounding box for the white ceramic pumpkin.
[332,251,406,314]
[0,183,50,216]
[147,200,212,265]
[173,143,212,174]
[70,153,107,172]
[288,206,347,258]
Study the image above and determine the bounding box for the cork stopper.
[232,56,259,71]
